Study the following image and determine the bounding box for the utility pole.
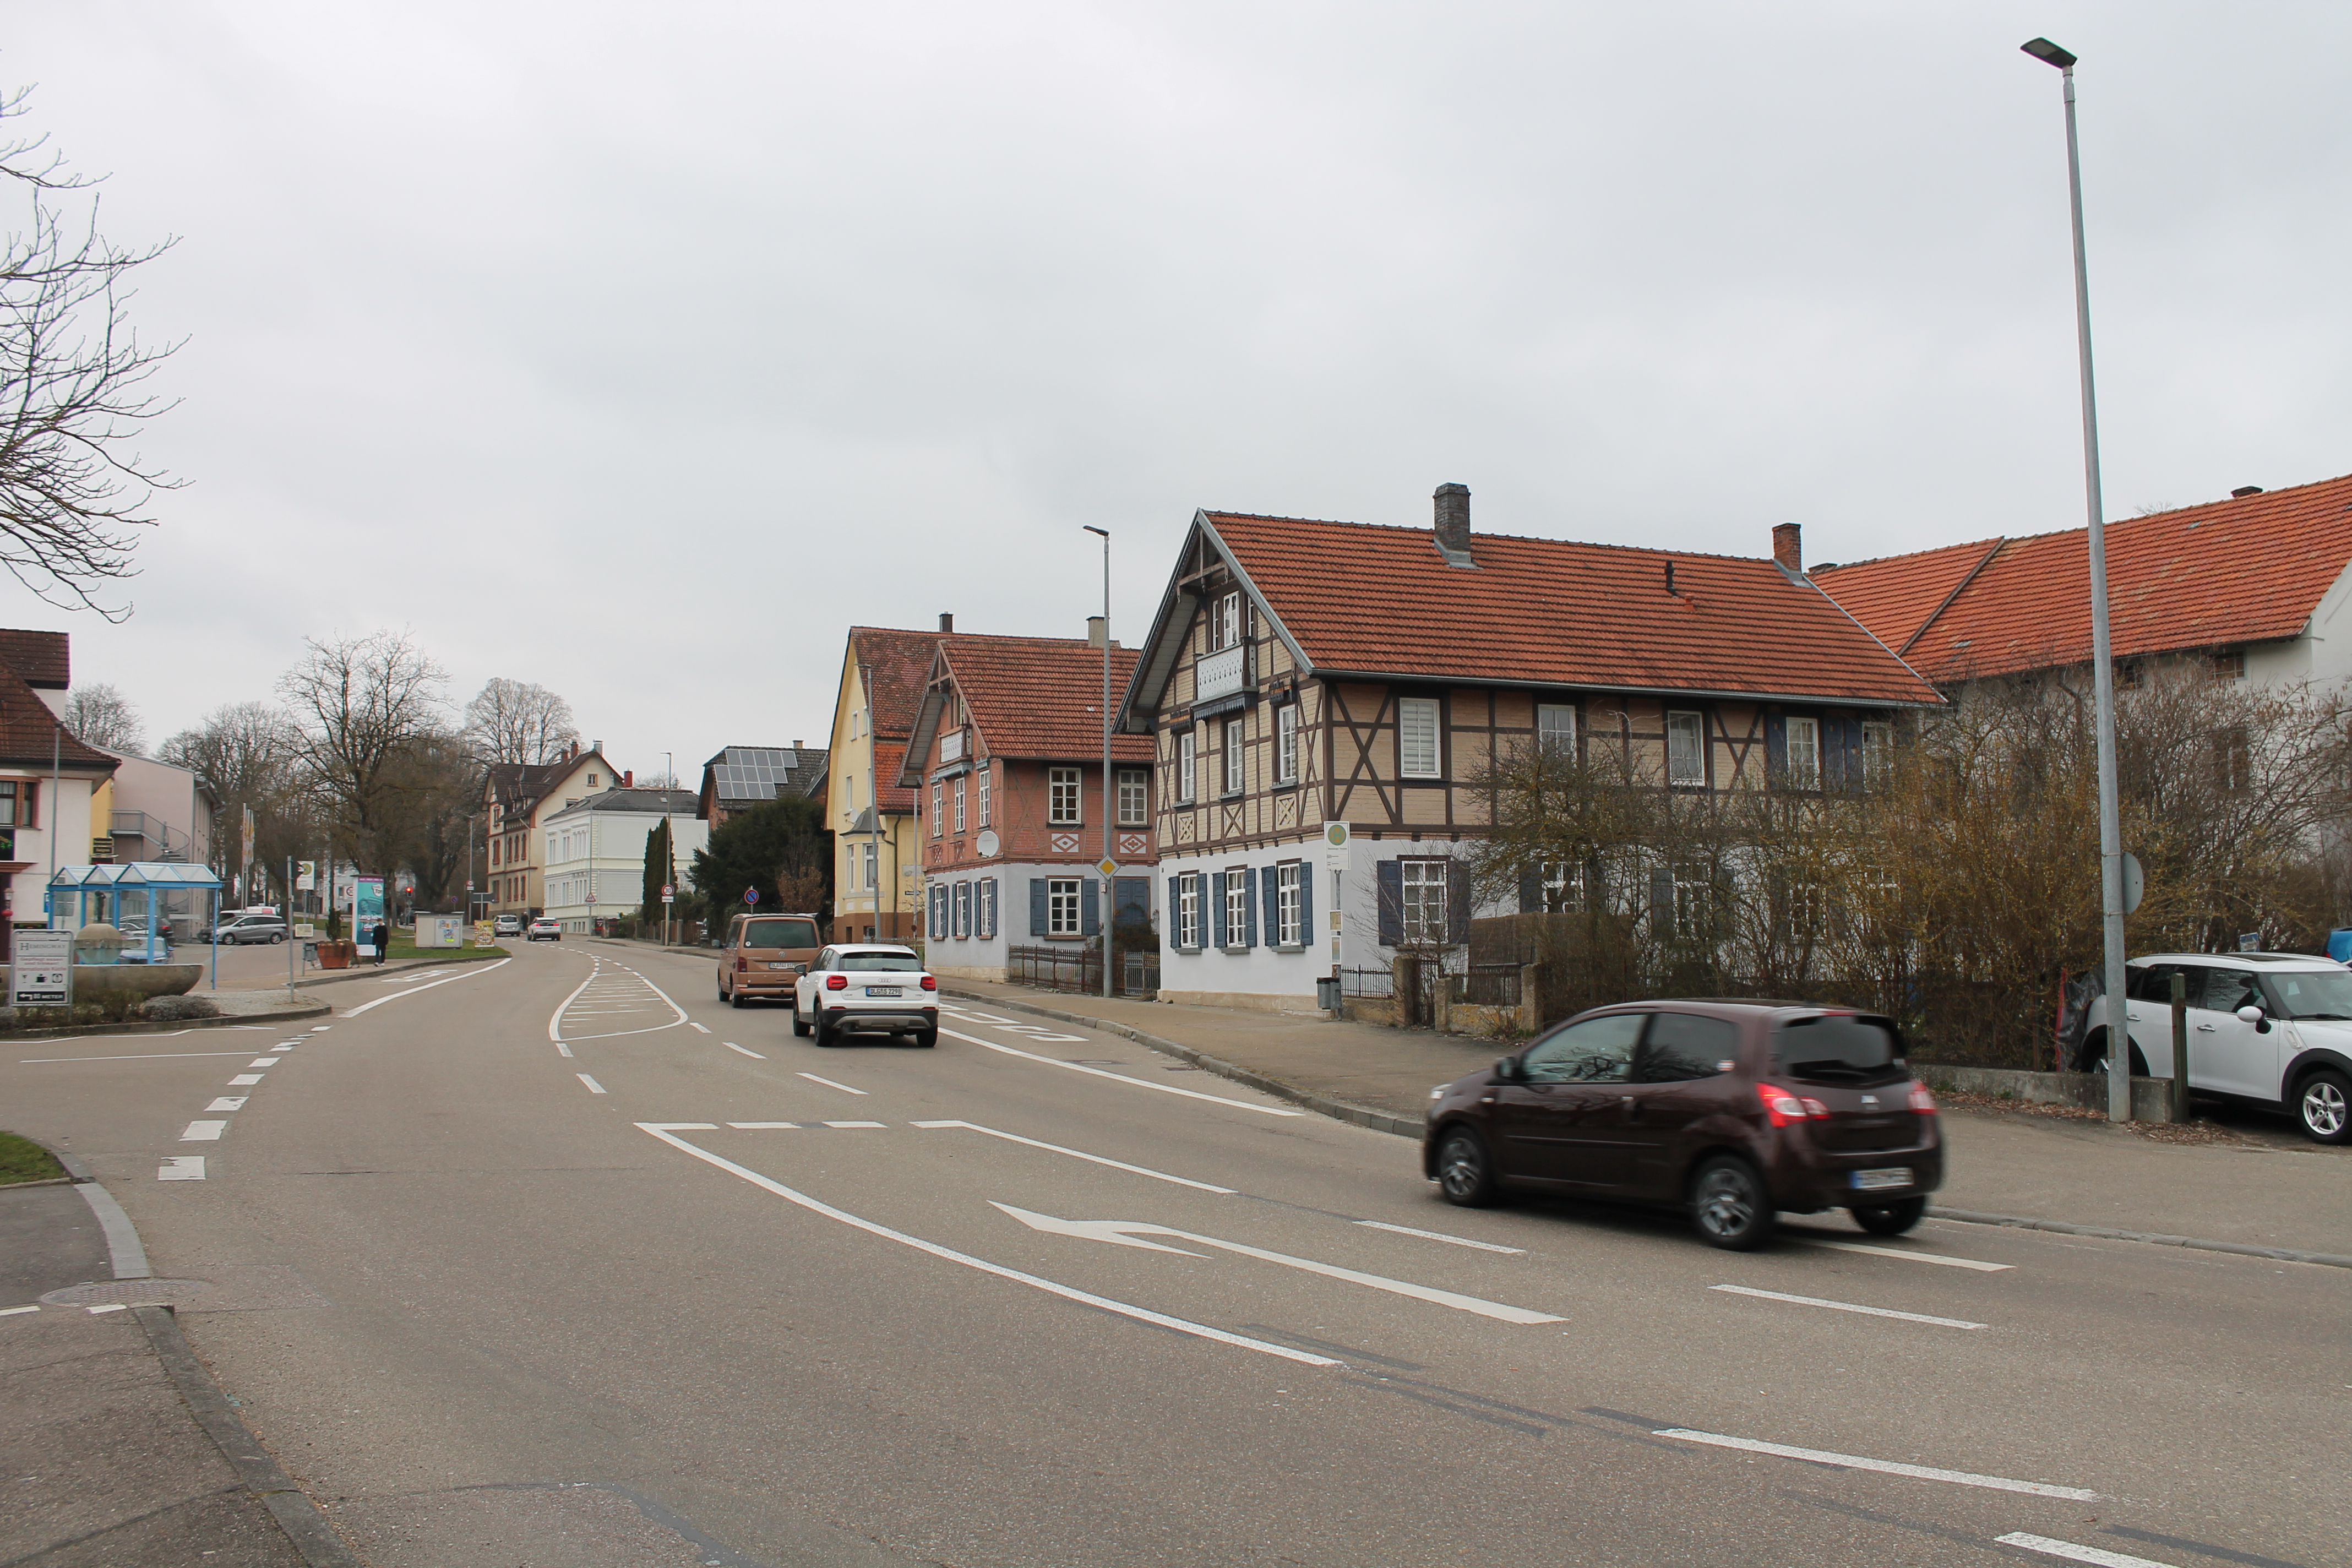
[1084,525,1113,999]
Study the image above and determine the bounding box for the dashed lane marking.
[158,1156,206,1180]
[823,1120,888,1129]
[723,1042,766,1059]
[688,1022,711,1034]
[1795,1237,2013,1272]
[576,1074,608,1095]
[1710,1283,1986,1330]
[556,1043,574,1058]
[1,1304,37,1317]
[796,1072,866,1095]
[205,1097,246,1112]
[1355,1220,1526,1254]
[227,1074,263,1086]
[1997,1533,2179,1567]
[938,1028,1305,1117]
[247,1059,281,1069]
[1653,1429,2094,1500]
[180,1120,227,1142]
[911,1119,1238,1193]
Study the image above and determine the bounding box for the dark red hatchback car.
[1422,1001,1943,1249]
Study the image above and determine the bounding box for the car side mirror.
[2236,1004,2269,1031]
[1493,1055,1521,1082]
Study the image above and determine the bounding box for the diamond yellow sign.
[1097,858,1119,877]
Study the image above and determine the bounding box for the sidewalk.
[943,979,2352,1264]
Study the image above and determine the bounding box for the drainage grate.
[39,1278,215,1307]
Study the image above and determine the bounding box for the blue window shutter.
[1518,863,1542,913]
[1242,868,1259,948]
[1210,872,1227,949]
[1262,867,1280,947]
[1839,718,1864,792]
[1081,878,1100,936]
[1115,877,1148,927]
[1765,714,1787,786]
[1375,860,1403,947]
[1028,879,1047,937]
[1298,862,1315,943]
[1649,867,1675,937]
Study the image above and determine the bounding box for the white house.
[541,787,707,934]
[0,630,119,946]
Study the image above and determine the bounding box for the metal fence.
[1122,952,1159,998]
[1449,966,1523,1008]
[1338,967,1394,998]
[1008,944,1102,993]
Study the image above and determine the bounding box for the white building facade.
[541,788,707,934]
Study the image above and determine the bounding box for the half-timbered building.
[1119,485,1945,1012]
[897,630,1153,981]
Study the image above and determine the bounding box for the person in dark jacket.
[373,918,391,964]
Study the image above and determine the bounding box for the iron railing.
[1450,966,1523,1008]
[1338,967,1394,998]
[1008,943,1102,994]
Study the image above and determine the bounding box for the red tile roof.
[1811,471,2352,681]
[1202,513,1941,706]
[0,660,116,771]
[0,630,68,689]
[850,626,950,738]
[869,738,917,814]
[939,636,1155,761]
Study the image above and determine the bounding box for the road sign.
[744,886,759,905]
[1321,820,1352,868]
[661,885,673,901]
[10,929,74,1006]
[465,880,474,892]
[2120,852,2144,916]
[1096,858,1118,878]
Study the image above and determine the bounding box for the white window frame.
[862,841,876,891]
[1540,860,1583,913]
[1401,858,1449,946]
[953,880,971,939]
[1211,591,1242,651]
[1666,710,1705,786]
[1223,718,1245,794]
[1049,766,1081,825]
[977,878,997,939]
[978,763,992,826]
[1276,703,1299,783]
[1785,716,1821,791]
[1224,866,1250,949]
[1537,704,1577,756]
[1276,861,1302,946]
[1177,729,1197,803]
[953,775,967,832]
[1118,769,1147,826]
[930,778,944,836]
[1398,698,1440,778]
[1047,876,1082,937]
[1861,721,1894,790]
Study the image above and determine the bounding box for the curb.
[4,1002,331,1044]
[940,987,1425,1138]
[17,1129,94,1183]
[944,988,2352,1271]
[290,953,510,989]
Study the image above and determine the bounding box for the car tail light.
[1908,1082,1938,1114]
[1799,1096,1831,1118]
[825,974,847,990]
[920,974,938,990]
[733,954,747,972]
[1756,1082,1814,1127]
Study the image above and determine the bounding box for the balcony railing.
[1195,644,1246,703]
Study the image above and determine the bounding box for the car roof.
[832,943,918,955]
[2131,952,2343,969]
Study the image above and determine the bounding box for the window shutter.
[1839,718,1864,792]
[1764,714,1787,786]
[1114,876,1148,928]
[1297,861,1315,941]
[1517,863,1542,914]
[1649,867,1675,938]
[1447,867,1470,948]
[1375,860,1402,947]
[1262,867,1280,948]
[1242,868,1259,948]
[1210,872,1227,949]
[1028,879,1047,937]
[1081,878,1101,936]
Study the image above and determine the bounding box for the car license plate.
[1852,1167,1912,1192]
[767,962,792,971]
[865,986,902,998]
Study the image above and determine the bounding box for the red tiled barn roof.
[850,625,950,739]
[939,636,1154,761]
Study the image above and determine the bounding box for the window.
[1223,718,1245,794]
[1048,877,1082,937]
[2215,726,2251,792]
[1522,1012,1644,1084]
[1224,867,1251,948]
[1666,711,1705,786]
[1049,766,1081,824]
[1861,721,1894,788]
[1118,769,1147,826]
[1540,861,1585,913]
[1785,716,1821,790]
[1537,704,1576,755]
[977,878,998,939]
[1398,698,1440,778]
[1401,859,1447,945]
[929,885,947,940]
[587,772,598,787]
[1275,704,1299,783]
[1276,861,1303,946]
[930,779,943,836]
[978,763,992,826]
[953,776,967,833]
[954,881,971,939]
[2212,646,2246,679]
[1177,729,1197,802]
[862,841,876,891]
[1662,862,1713,939]
[1211,590,1242,651]
[1633,1014,1739,1082]
[1176,873,1201,950]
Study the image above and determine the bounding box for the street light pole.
[2024,37,2130,1124]
[1084,524,1112,999]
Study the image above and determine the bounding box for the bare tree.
[278,631,450,880]
[62,681,141,752]
[0,88,180,619]
[157,700,306,878]
[463,677,580,766]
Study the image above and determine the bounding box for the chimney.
[939,613,954,633]
[623,770,633,788]
[1772,522,1801,573]
[1087,616,1107,647]
[592,739,602,754]
[1433,483,1472,564]
[2231,486,2265,498]
[1665,560,1677,596]
[792,739,804,749]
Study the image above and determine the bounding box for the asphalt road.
[8,941,2345,1568]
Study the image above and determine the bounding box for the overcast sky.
[4,2,2347,775]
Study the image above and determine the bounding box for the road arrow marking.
[990,1203,1566,1325]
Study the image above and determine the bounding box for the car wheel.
[1849,1196,1928,1237]
[791,1004,812,1038]
[811,1011,834,1048]
[2082,1029,2151,1078]
[1691,1156,1777,1250]
[269,932,285,944]
[1434,1128,1499,1207]
[2295,1069,2351,1145]
[912,1029,938,1048]
[727,984,745,1008]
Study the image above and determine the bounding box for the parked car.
[526,917,563,942]
[200,914,288,945]
[2082,952,2352,1144]
[717,912,823,1006]
[493,913,524,938]
[1424,1001,1943,1250]
[791,944,939,1047]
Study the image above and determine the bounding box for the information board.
[11,929,75,1007]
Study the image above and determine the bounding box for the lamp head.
[1081,526,1109,538]
[2021,37,2077,70]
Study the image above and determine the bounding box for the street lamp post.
[1084,525,1112,999]
[2023,37,2130,1124]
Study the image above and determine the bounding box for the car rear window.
[837,952,922,972]
[742,918,818,949]
[1771,1015,1905,1086]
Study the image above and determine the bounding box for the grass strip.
[0,1129,67,1185]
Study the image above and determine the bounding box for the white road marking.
[1652,1429,2095,1499]
[635,1123,1337,1367]
[18,1050,255,1064]
[1798,1238,2013,1272]
[912,1120,1238,1194]
[312,1025,329,1031]
[728,1121,801,1129]
[796,1072,867,1096]
[688,1022,711,1033]
[723,1041,766,1059]
[1996,1533,2179,1567]
[548,962,689,1041]
[0,1304,37,1317]
[248,1058,281,1069]
[940,1028,1305,1117]
[993,1204,1565,1325]
[343,958,511,1017]
[86,1303,126,1315]
[1355,1219,1526,1254]
[555,1043,574,1058]
[158,1156,206,1180]
[823,1120,888,1129]
[180,1120,228,1142]
[227,1074,263,1085]
[205,1097,247,1112]
[1710,1283,1986,1330]
[576,1073,608,1095]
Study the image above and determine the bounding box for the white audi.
[791,944,940,1048]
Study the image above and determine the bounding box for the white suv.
[2083,952,2352,1142]
[792,944,939,1048]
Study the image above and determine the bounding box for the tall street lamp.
[2023,36,2130,1123]
[1083,525,1113,999]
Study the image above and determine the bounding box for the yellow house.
[826,620,954,943]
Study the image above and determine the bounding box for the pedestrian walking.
[373,918,390,965]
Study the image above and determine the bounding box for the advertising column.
[353,875,386,959]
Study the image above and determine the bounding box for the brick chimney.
[1433,483,1472,566]
[1772,522,1801,573]
[939,613,954,633]
[623,770,633,787]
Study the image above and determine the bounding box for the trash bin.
[1316,975,1341,1012]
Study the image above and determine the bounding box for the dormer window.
[1210,591,1242,651]
[587,772,598,787]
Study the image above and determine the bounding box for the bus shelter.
[48,862,225,965]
